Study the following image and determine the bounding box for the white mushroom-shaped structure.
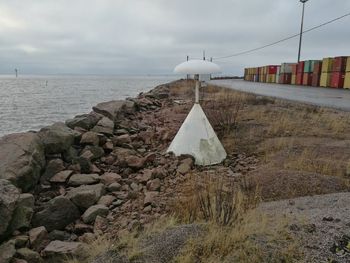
[167,59,227,165]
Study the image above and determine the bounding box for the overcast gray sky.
[0,0,349,75]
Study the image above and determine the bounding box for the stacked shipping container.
[345,59,350,89]
[244,56,350,90]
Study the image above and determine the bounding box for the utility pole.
[298,0,309,63]
[14,68,18,78]
[203,50,206,60]
[186,55,189,80]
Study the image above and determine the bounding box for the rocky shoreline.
[0,81,187,262]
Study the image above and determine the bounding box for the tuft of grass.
[174,210,303,263]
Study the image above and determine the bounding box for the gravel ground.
[259,192,350,262]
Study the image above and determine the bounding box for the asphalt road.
[210,79,350,111]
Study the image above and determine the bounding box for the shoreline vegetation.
[0,79,350,263]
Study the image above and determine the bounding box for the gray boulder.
[65,113,102,131]
[40,158,65,184]
[0,132,45,192]
[0,179,20,240]
[16,248,43,263]
[80,131,100,146]
[7,193,35,234]
[32,196,80,231]
[0,240,16,263]
[66,184,105,209]
[38,122,79,154]
[42,241,86,262]
[92,100,135,121]
[68,174,100,186]
[92,117,114,136]
[82,205,109,224]
[80,146,104,161]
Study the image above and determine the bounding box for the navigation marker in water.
[167,60,227,165]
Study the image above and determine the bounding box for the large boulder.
[92,100,135,121]
[38,122,79,154]
[42,241,86,262]
[40,159,65,184]
[0,180,20,240]
[32,196,80,231]
[16,248,43,263]
[66,184,105,209]
[0,240,16,263]
[91,117,114,136]
[65,112,102,131]
[0,133,45,192]
[7,193,35,234]
[82,205,108,224]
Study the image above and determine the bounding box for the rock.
[14,235,29,248]
[82,205,109,224]
[7,194,35,234]
[0,179,20,240]
[29,226,48,252]
[80,146,104,161]
[38,122,79,154]
[78,233,96,243]
[92,100,134,121]
[11,258,28,263]
[65,113,102,131]
[92,117,114,136]
[73,156,91,174]
[103,141,114,152]
[73,224,93,235]
[125,156,145,169]
[112,134,131,146]
[108,183,121,192]
[49,170,73,183]
[144,191,159,206]
[16,248,43,263]
[97,195,116,207]
[0,240,16,263]
[41,159,65,184]
[62,147,78,163]
[41,241,85,262]
[66,184,105,209]
[68,173,100,186]
[48,230,71,241]
[177,158,193,174]
[0,133,45,192]
[32,196,80,231]
[147,178,161,191]
[136,169,153,184]
[80,131,100,146]
[100,172,122,185]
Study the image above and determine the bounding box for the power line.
[212,11,350,61]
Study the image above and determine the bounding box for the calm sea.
[0,75,177,137]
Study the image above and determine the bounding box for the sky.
[0,0,349,75]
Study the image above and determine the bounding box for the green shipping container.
[304,60,321,73]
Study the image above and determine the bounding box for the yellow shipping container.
[344,72,350,89]
[320,73,331,87]
[321,58,334,73]
[346,57,350,72]
[291,75,296,85]
[267,74,276,83]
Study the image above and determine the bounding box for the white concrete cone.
[167,103,227,166]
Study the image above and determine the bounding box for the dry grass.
[171,172,259,226]
[174,211,302,263]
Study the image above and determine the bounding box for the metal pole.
[297,1,306,63]
[195,74,200,104]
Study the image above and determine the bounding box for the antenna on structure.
[14,68,18,78]
[168,59,226,165]
[203,50,206,60]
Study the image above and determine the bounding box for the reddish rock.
[125,156,145,169]
[100,172,122,185]
[50,170,73,183]
[112,134,131,146]
[80,131,99,146]
[143,191,159,206]
[147,178,161,191]
[29,226,48,252]
[136,169,153,184]
[97,195,116,206]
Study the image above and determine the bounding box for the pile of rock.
[0,85,195,263]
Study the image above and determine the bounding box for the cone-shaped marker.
[168,60,227,165]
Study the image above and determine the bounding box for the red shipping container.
[312,73,320,87]
[267,65,278,74]
[313,61,322,75]
[330,72,345,88]
[296,72,303,85]
[297,62,305,73]
[291,64,298,75]
[279,73,292,84]
[302,73,312,86]
[332,57,347,72]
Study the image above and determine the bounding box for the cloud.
[0,0,349,75]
